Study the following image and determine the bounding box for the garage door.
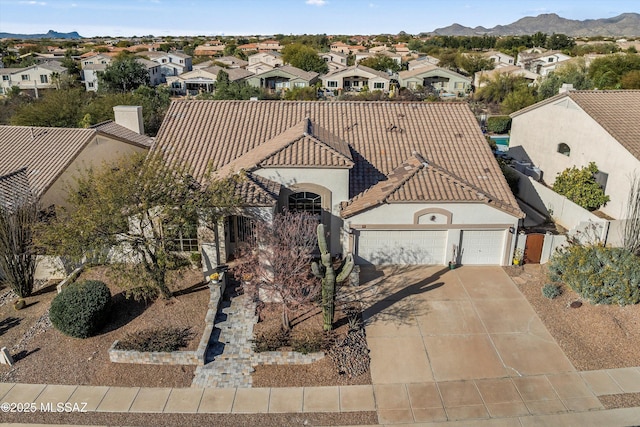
[356,230,447,265]
[460,230,505,265]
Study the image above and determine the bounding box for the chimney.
[113,105,144,135]
[558,83,574,94]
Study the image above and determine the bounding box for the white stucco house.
[516,50,572,76]
[139,51,192,80]
[398,64,472,96]
[247,51,283,74]
[321,65,391,92]
[153,100,523,269]
[0,61,67,95]
[508,90,640,219]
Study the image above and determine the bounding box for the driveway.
[356,265,604,424]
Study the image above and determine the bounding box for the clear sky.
[0,0,638,37]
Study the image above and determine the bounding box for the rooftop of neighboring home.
[323,64,390,80]
[153,100,521,217]
[251,64,319,81]
[0,122,152,198]
[511,90,640,161]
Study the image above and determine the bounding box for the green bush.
[115,327,194,352]
[486,116,512,134]
[552,162,610,211]
[548,245,640,305]
[50,280,112,338]
[541,283,562,299]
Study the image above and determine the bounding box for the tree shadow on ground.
[353,266,449,326]
[32,282,60,297]
[97,292,150,335]
[0,317,21,336]
[173,281,208,297]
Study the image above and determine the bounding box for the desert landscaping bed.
[507,263,640,409]
[0,266,208,387]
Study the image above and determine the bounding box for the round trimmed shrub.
[548,245,640,305]
[50,280,112,338]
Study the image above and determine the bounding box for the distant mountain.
[0,29,82,39]
[430,13,640,37]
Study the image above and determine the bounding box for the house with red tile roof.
[153,100,523,267]
[508,90,640,220]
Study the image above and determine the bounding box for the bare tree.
[0,173,39,299]
[623,175,640,256]
[234,211,319,329]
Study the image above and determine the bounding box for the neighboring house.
[193,43,225,57]
[484,51,515,67]
[0,61,67,95]
[355,51,402,66]
[408,56,440,70]
[205,56,249,69]
[319,52,348,72]
[153,100,522,268]
[330,42,366,55]
[0,106,152,210]
[247,51,284,74]
[80,57,162,91]
[139,51,192,80]
[508,90,640,219]
[256,40,283,52]
[516,50,572,76]
[398,64,472,96]
[321,65,391,92]
[167,66,252,96]
[245,65,319,94]
[238,43,259,52]
[80,53,113,68]
[136,58,163,86]
[474,65,539,88]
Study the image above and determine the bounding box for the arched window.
[557,143,571,156]
[288,192,322,218]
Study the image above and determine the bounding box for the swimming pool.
[490,135,510,152]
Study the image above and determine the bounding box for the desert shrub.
[541,283,562,299]
[290,330,331,354]
[252,327,290,352]
[50,280,112,338]
[548,245,640,305]
[486,116,511,134]
[552,162,610,211]
[115,327,194,352]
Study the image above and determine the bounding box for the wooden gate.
[524,233,544,264]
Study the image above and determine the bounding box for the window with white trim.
[373,82,384,89]
[327,80,338,87]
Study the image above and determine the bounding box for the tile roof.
[323,64,390,80]
[233,173,282,206]
[91,121,154,147]
[0,167,32,210]
[511,90,640,160]
[341,153,521,217]
[154,100,522,217]
[0,124,152,198]
[251,65,319,81]
[399,65,471,81]
[0,126,95,198]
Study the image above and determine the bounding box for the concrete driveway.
[356,265,604,424]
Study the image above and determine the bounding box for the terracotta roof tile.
[233,173,281,206]
[511,90,640,160]
[154,100,521,217]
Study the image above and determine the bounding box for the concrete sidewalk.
[2,266,640,426]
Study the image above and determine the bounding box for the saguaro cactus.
[312,224,354,331]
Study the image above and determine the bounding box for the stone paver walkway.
[192,284,257,388]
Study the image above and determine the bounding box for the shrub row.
[548,245,640,305]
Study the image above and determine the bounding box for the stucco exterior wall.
[509,98,640,219]
[41,135,149,209]
[253,168,350,254]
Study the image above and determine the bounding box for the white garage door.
[460,230,505,265]
[356,230,447,265]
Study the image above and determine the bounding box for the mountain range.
[0,30,82,39]
[430,13,640,37]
